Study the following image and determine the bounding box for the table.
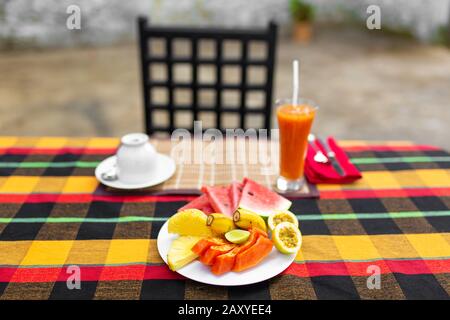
[0,136,449,300]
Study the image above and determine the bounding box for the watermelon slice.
[202,185,234,217]
[238,178,292,217]
[177,194,214,214]
[229,181,243,212]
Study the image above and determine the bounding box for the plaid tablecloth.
[0,136,449,300]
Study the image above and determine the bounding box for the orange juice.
[277,103,316,181]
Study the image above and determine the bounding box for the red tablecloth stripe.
[2,259,449,283]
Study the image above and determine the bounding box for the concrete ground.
[1,25,449,149]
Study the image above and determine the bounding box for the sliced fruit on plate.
[238,178,292,217]
[233,208,267,232]
[233,235,273,272]
[168,209,214,237]
[225,229,250,244]
[211,246,241,275]
[206,213,235,235]
[200,244,236,266]
[178,194,214,214]
[252,226,269,238]
[230,181,243,212]
[268,210,299,233]
[202,185,234,217]
[272,222,302,255]
[191,237,225,256]
[167,236,202,271]
[211,228,260,275]
[238,228,260,250]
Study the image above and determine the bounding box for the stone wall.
[0,0,152,48]
[0,0,449,48]
[310,0,450,41]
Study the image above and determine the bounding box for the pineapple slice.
[168,236,203,271]
[168,209,213,237]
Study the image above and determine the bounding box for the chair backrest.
[137,17,277,135]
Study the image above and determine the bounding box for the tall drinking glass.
[276,99,318,192]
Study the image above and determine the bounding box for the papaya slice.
[251,226,268,238]
[211,246,241,275]
[233,236,273,272]
[200,244,236,266]
[191,238,225,256]
[211,228,259,275]
[239,228,260,251]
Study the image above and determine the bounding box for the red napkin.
[304,137,362,184]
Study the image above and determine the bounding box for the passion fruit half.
[272,222,302,255]
[268,210,298,233]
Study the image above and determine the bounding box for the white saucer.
[95,154,176,190]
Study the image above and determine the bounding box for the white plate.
[95,154,176,190]
[157,221,296,286]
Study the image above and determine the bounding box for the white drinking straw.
[292,59,299,106]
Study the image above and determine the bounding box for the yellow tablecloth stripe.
[0,137,416,149]
[0,169,448,194]
[0,136,121,149]
[317,169,450,191]
[0,240,163,266]
[295,233,450,262]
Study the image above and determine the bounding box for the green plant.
[433,25,450,47]
[289,0,315,23]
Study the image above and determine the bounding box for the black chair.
[137,17,278,135]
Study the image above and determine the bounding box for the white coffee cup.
[116,133,156,184]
